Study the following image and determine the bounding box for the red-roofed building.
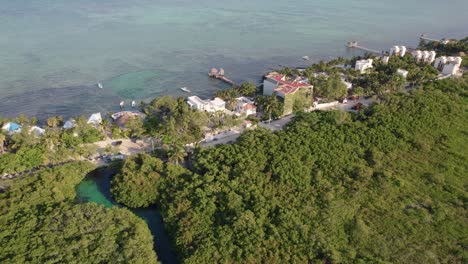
[263,72,313,98]
[234,97,257,116]
[262,72,314,115]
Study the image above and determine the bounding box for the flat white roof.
[187,96,207,105]
[210,97,226,106]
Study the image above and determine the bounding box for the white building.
[63,119,76,129]
[208,98,227,112]
[440,57,463,75]
[434,56,463,76]
[234,97,257,116]
[412,50,436,64]
[434,56,448,69]
[355,59,373,73]
[30,126,45,136]
[396,69,409,78]
[428,51,437,64]
[390,46,407,57]
[412,50,423,61]
[87,113,102,125]
[382,56,390,65]
[187,96,226,113]
[187,96,206,111]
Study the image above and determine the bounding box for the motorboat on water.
[180,87,191,93]
[97,83,103,89]
[302,56,310,61]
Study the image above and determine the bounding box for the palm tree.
[264,96,281,122]
[42,129,60,151]
[228,88,240,109]
[10,126,39,150]
[47,116,62,128]
[167,144,187,165]
[0,133,5,153]
[217,88,239,110]
[16,114,28,125]
[281,67,292,77]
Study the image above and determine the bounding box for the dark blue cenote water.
[76,167,178,264]
[0,0,467,120]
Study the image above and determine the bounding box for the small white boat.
[302,56,310,61]
[180,87,191,93]
[97,83,103,89]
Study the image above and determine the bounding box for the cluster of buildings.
[411,50,437,64]
[187,71,315,118]
[381,45,407,65]
[187,96,226,113]
[356,43,463,77]
[410,50,463,75]
[1,122,45,136]
[187,95,256,116]
[1,112,104,137]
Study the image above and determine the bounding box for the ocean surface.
[0,0,467,120]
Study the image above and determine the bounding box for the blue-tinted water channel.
[76,167,178,264]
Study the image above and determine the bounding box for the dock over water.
[420,34,440,42]
[346,41,382,54]
[208,68,236,86]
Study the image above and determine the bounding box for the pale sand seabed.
[0,0,467,119]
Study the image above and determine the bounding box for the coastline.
[0,32,465,121]
[0,52,358,121]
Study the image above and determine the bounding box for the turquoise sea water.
[0,0,467,119]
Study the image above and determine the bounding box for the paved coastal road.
[199,99,376,147]
[258,115,295,131]
[199,130,242,147]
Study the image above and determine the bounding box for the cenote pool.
[76,167,178,264]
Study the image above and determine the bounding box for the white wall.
[442,63,459,75]
[314,101,339,109]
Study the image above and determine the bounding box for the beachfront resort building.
[355,59,373,73]
[263,72,313,115]
[434,56,463,75]
[390,46,407,57]
[187,96,226,113]
[234,97,256,116]
[411,50,437,64]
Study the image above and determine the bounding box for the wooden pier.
[208,68,236,86]
[346,41,382,54]
[420,34,440,42]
